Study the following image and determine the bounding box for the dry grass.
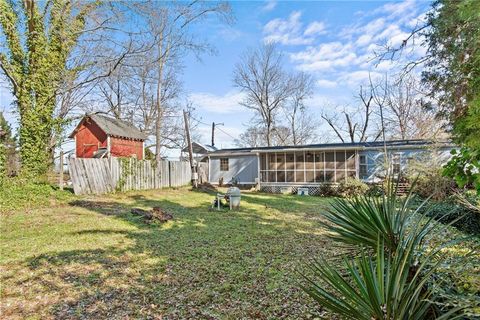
[1,188,339,319]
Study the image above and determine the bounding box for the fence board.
[68,158,191,195]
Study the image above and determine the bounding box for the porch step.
[396,182,410,196]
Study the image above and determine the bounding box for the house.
[69,114,147,159]
[181,141,217,162]
[205,140,455,194]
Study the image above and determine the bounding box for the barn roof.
[69,114,147,140]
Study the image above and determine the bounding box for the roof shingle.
[70,114,147,140]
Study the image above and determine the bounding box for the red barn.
[69,114,147,159]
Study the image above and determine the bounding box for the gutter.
[207,142,455,157]
[250,143,455,154]
[207,151,256,157]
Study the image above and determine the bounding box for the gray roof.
[70,114,147,140]
[181,142,217,154]
[208,139,455,155]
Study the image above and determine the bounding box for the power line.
[189,115,238,141]
[216,126,237,140]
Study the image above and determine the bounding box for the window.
[220,158,229,171]
[295,152,305,169]
[392,153,401,174]
[359,155,368,178]
[276,153,285,170]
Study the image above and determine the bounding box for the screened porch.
[259,150,358,184]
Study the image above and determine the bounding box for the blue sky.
[0,0,430,154]
[182,0,429,149]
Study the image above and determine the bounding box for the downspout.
[107,135,111,158]
[208,155,211,183]
[256,152,260,189]
[356,150,360,179]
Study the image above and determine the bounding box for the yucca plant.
[301,237,463,320]
[301,179,468,319]
[322,179,430,252]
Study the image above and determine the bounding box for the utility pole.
[183,110,198,188]
[211,122,224,147]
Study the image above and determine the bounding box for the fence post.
[59,150,64,190]
[168,161,172,187]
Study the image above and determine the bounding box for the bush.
[0,178,73,212]
[413,168,456,201]
[365,183,384,197]
[336,178,369,198]
[300,179,473,318]
[415,195,480,236]
[318,183,337,197]
[443,147,480,194]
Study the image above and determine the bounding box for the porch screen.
[259,150,357,183]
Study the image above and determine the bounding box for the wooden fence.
[68,158,191,195]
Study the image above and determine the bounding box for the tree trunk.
[155,99,161,161]
[155,40,164,162]
[266,122,271,147]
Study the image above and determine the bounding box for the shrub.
[300,181,471,318]
[365,183,384,197]
[415,195,480,236]
[301,237,460,320]
[443,147,480,194]
[413,168,456,201]
[336,178,369,198]
[0,178,73,212]
[318,183,337,197]
[320,182,421,251]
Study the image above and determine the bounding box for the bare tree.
[123,1,232,160]
[377,74,446,140]
[233,43,296,146]
[87,1,231,158]
[282,72,316,145]
[234,124,292,148]
[321,86,380,143]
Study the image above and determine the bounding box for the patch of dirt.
[131,207,173,223]
[70,200,126,215]
[195,183,218,193]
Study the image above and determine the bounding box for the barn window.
[220,158,229,171]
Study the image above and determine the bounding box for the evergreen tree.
[423,0,480,149]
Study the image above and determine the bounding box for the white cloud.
[190,91,244,114]
[291,42,357,72]
[263,11,309,45]
[217,27,244,42]
[356,34,372,47]
[304,21,327,36]
[316,79,338,88]
[339,71,383,89]
[261,0,277,12]
[289,0,427,80]
[263,11,327,46]
[379,0,417,19]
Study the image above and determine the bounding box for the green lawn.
[1,188,341,319]
[2,187,478,319]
